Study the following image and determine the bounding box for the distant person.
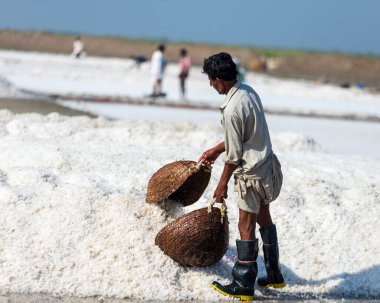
[72,36,85,59]
[340,81,351,89]
[150,44,167,97]
[130,55,147,69]
[178,48,191,100]
[233,56,246,84]
[199,52,285,301]
[356,82,365,90]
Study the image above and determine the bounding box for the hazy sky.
[0,0,379,55]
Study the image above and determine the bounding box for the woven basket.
[146,160,211,206]
[155,202,229,267]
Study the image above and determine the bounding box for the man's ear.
[217,78,226,85]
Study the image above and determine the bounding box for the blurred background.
[0,0,379,157]
[1,0,379,87]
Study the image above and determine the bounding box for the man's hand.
[198,142,225,165]
[213,162,237,203]
[199,148,220,165]
[213,182,228,203]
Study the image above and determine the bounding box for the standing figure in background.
[72,36,85,59]
[199,52,285,301]
[130,55,147,69]
[233,56,246,84]
[178,48,191,100]
[150,44,166,97]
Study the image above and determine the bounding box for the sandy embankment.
[1,29,380,90]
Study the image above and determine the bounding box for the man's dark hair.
[202,52,237,81]
[158,44,166,52]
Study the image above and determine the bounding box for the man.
[150,44,166,97]
[72,36,85,59]
[199,52,285,301]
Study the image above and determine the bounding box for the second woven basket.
[155,201,229,267]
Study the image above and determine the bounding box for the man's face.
[208,76,226,95]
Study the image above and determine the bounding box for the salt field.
[0,50,379,301]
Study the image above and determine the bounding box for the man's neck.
[223,80,237,95]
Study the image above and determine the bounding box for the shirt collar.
[220,81,241,110]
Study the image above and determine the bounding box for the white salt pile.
[0,110,379,300]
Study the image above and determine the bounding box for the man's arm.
[199,142,236,203]
[198,141,226,165]
[213,163,237,203]
[213,109,244,202]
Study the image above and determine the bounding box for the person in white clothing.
[72,36,85,59]
[150,44,166,97]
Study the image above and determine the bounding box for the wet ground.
[0,97,93,117]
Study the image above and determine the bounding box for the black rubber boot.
[257,224,285,289]
[211,239,258,301]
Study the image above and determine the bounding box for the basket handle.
[207,198,227,224]
[195,160,212,171]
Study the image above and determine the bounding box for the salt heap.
[0,110,379,300]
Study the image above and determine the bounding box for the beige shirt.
[220,81,273,179]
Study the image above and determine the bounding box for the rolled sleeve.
[223,109,243,166]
